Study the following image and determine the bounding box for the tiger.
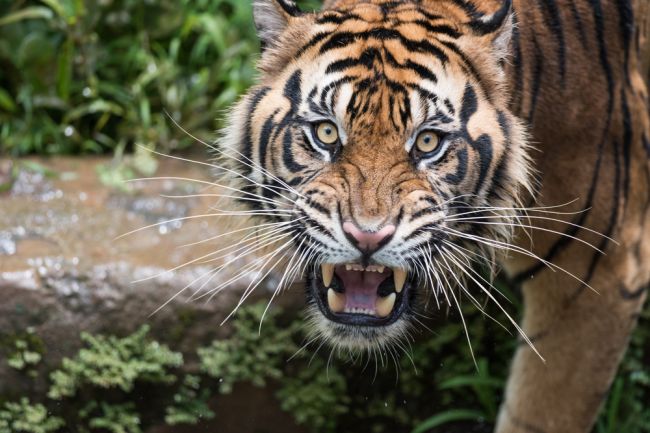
[215,0,650,431]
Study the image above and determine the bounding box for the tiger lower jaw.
[308,262,414,330]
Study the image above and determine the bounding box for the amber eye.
[415,131,441,154]
[315,121,339,145]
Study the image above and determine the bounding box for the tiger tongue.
[334,266,392,315]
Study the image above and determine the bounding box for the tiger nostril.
[342,222,396,254]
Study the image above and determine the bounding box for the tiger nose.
[342,222,396,254]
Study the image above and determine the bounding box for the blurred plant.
[164,375,214,426]
[411,358,502,433]
[277,358,350,433]
[0,299,647,433]
[0,398,63,433]
[595,306,650,433]
[198,302,298,393]
[48,325,182,399]
[4,327,45,378]
[80,401,142,433]
[0,0,259,155]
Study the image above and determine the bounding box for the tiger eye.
[415,131,440,154]
[316,121,339,145]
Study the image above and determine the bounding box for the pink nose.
[342,222,396,253]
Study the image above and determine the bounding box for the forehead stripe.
[317,29,450,66]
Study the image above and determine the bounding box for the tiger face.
[222,0,532,350]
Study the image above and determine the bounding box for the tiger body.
[222,1,650,431]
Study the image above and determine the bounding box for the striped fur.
[220,1,650,432]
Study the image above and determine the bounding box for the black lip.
[306,264,415,327]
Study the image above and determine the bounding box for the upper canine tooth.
[393,268,407,293]
[327,289,346,313]
[376,293,396,318]
[321,264,334,287]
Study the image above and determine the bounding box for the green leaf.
[438,376,504,390]
[56,37,73,101]
[39,0,67,19]
[0,7,54,27]
[0,88,16,112]
[412,409,486,433]
[64,99,124,122]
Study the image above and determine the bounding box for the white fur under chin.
[305,304,413,352]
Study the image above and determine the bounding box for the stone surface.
[0,156,305,432]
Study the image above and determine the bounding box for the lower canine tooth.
[327,289,346,313]
[321,264,334,287]
[393,268,407,293]
[376,293,396,318]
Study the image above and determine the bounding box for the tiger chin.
[218,0,650,432]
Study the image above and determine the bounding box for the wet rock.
[0,157,304,431]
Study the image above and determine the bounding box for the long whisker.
[441,227,599,294]
[125,176,297,207]
[163,115,303,197]
[115,209,295,241]
[442,247,543,361]
[446,214,617,243]
[445,220,606,253]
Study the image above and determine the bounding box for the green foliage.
[48,325,182,399]
[596,307,650,433]
[198,303,298,393]
[4,328,44,378]
[277,359,350,433]
[0,398,63,433]
[164,375,214,426]
[0,0,259,155]
[81,402,142,433]
[0,299,648,433]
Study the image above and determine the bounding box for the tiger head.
[221,0,533,350]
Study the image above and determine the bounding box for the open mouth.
[309,263,413,326]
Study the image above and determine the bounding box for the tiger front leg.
[495,252,647,433]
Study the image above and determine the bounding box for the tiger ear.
[468,0,514,59]
[253,0,302,50]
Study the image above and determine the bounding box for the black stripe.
[510,11,524,112]
[258,110,279,172]
[411,20,462,38]
[615,0,634,84]
[569,1,589,49]
[527,33,544,123]
[535,0,566,83]
[466,0,512,36]
[487,111,511,201]
[445,148,468,184]
[318,29,450,65]
[619,284,648,300]
[326,48,382,73]
[384,49,438,83]
[515,0,617,282]
[276,0,301,17]
[458,85,493,194]
[438,40,487,100]
[621,88,632,206]
[282,129,307,172]
[242,87,271,170]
